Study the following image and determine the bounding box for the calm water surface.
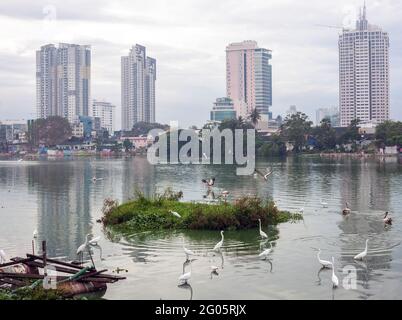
[1,156,402,300]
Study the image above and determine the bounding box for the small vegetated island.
[102,189,303,232]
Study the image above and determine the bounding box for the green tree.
[375,121,402,147]
[123,139,133,152]
[313,118,337,150]
[340,119,361,144]
[130,122,169,136]
[34,116,72,147]
[280,112,313,153]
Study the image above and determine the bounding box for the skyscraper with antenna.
[339,2,390,127]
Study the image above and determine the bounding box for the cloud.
[0,0,401,127]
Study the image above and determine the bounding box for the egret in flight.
[354,239,369,261]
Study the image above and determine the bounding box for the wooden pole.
[32,240,35,255]
[42,240,47,277]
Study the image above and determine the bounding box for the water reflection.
[27,162,93,259]
[1,156,402,300]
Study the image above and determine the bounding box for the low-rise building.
[210,98,237,122]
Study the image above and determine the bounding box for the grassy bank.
[0,287,68,300]
[102,189,302,231]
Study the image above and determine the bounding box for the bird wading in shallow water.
[342,202,351,216]
[354,239,369,261]
[383,212,393,225]
[213,231,224,252]
[317,249,332,269]
[331,257,339,288]
[258,219,268,239]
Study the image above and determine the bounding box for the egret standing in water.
[331,257,339,288]
[213,231,224,252]
[76,234,100,267]
[317,249,332,269]
[320,200,328,208]
[258,219,268,239]
[354,239,369,261]
[259,241,274,260]
[179,260,192,284]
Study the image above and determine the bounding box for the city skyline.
[0,0,401,129]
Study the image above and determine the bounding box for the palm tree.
[248,109,261,127]
[237,116,245,128]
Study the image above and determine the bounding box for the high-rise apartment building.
[339,4,390,127]
[92,100,116,134]
[36,43,91,122]
[121,44,156,131]
[226,40,272,119]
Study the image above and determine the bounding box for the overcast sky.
[0,0,401,128]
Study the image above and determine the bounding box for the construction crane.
[314,24,345,30]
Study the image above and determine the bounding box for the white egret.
[317,249,332,269]
[76,234,98,266]
[182,238,195,259]
[210,265,219,272]
[88,236,101,246]
[179,260,192,284]
[264,168,273,181]
[77,234,90,256]
[0,249,7,264]
[383,212,393,225]
[258,219,268,239]
[213,231,224,252]
[331,257,339,288]
[299,202,306,214]
[221,191,229,198]
[254,168,272,181]
[259,241,274,260]
[354,239,369,261]
[33,229,38,239]
[170,210,181,218]
[259,248,272,260]
[320,200,328,208]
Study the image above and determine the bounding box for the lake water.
[1,156,402,300]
